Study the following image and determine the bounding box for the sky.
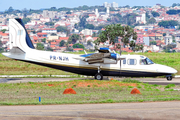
[0,0,180,11]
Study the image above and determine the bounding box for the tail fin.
[9,18,34,53]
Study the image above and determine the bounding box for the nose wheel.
[95,73,103,80]
[166,75,172,81]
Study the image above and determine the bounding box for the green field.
[0,79,180,105]
[0,52,180,75]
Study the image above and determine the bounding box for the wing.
[84,53,117,64]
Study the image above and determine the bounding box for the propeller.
[119,40,122,76]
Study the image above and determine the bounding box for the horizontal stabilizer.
[10,47,25,54]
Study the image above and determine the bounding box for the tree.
[147,18,156,24]
[56,26,67,32]
[36,43,44,50]
[172,3,178,7]
[158,20,179,28]
[45,22,54,26]
[42,38,46,43]
[73,43,85,49]
[7,7,14,13]
[166,9,180,15]
[1,29,6,33]
[163,44,176,52]
[87,40,92,46]
[129,40,135,51]
[150,41,157,45]
[66,11,71,14]
[95,24,106,30]
[59,40,66,47]
[151,11,160,17]
[0,40,2,47]
[22,18,31,24]
[0,48,4,53]
[107,18,111,22]
[139,44,144,52]
[68,34,80,44]
[163,33,166,36]
[172,36,176,43]
[50,7,57,11]
[123,13,137,26]
[66,47,73,51]
[95,24,137,55]
[85,24,95,29]
[46,47,53,51]
[146,12,150,21]
[74,23,78,29]
[79,16,87,28]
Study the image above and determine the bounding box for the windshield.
[145,58,154,64]
[140,58,154,65]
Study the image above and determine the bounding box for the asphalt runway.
[1,101,180,120]
[0,77,180,120]
[0,77,180,85]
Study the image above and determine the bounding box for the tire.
[95,73,103,80]
[167,76,172,81]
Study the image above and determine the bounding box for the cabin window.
[123,59,126,64]
[128,59,137,65]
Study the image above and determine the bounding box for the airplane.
[2,18,177,81]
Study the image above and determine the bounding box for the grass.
[0,79,180,105]
[0,52,180,75]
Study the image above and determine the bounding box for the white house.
[42,28,57,34]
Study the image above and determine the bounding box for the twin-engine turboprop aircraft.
[2,18,177,80]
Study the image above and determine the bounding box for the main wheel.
[167,76,172,81]
[95,73,103,80]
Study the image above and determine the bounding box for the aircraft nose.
[171,68,177,74]
[156,64,177,74]
[163,66,177,74]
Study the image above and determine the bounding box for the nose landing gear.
[166,75,172,81]
[95,73,103,80]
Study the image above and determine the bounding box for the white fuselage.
[3,49,177,77]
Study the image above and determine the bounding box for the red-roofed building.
[59,37,69,42]
[73,48,83,52]
[31,36,39,43]
[69,44,73,47]
[54,24,60,28]
[0,32,9,42]
[50,41,59,49]
[37,33,47,37]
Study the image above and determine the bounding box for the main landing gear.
[94,66,103,80]
[166,75,172,81]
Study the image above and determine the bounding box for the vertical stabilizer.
[9,18,34,53]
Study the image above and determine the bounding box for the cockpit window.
[146,58,154,64]
[140,58,154,65]
[140,59,147,65]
